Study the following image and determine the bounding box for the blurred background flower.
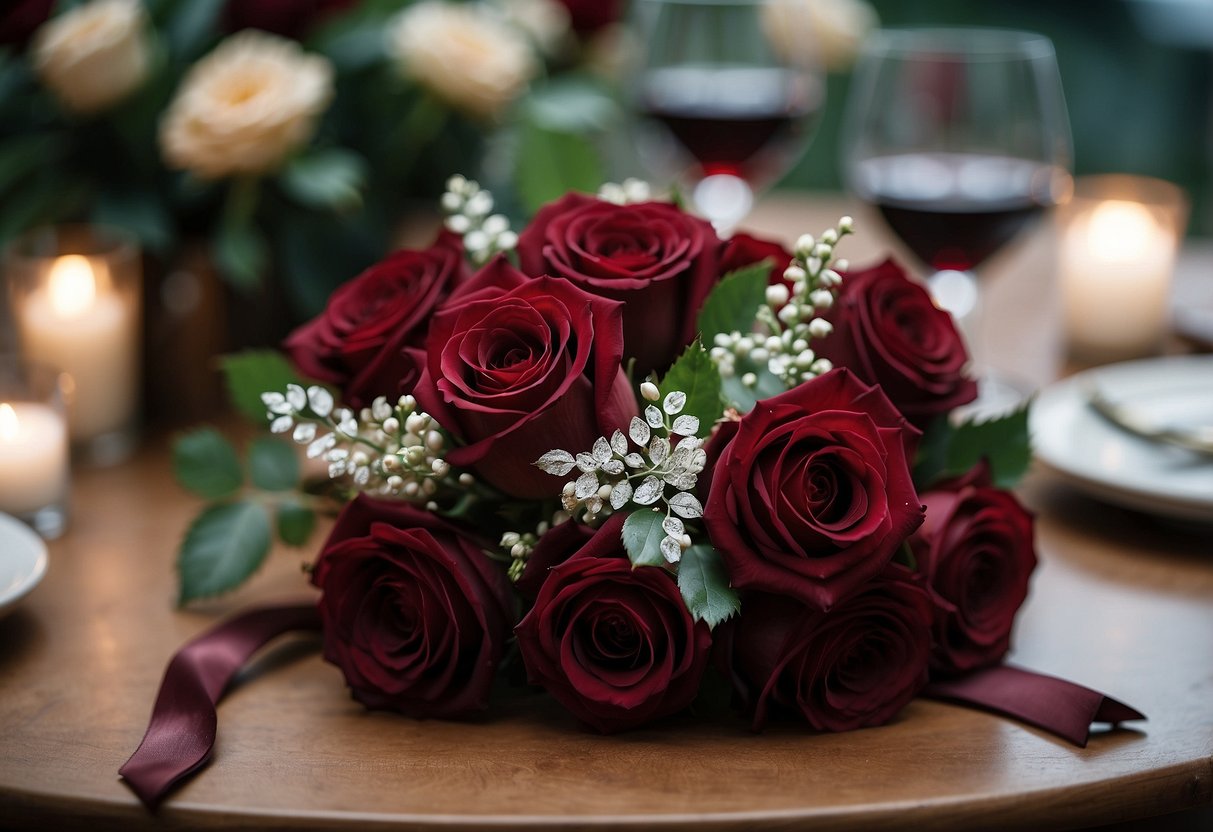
[32,0,150,113]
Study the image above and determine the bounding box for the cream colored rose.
[764,0,878,72]
[160,31,334,179]
[32,0,150,114]
[386,1,538,121]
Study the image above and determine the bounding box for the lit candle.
[0,401,68,518]
[1059,176,1187,362]
[12,243,139,446]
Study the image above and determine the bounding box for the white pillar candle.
[1059,177,1186,363]
[0,401,68,516]
[17,254,138,441]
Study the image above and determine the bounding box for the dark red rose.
[225,0,355,38]
[283,232,466,407]
[412,262,637,498]
[517,193,724,374]
[515,513,712,732]
[816,259,977,427]
[0,0,52,48]
[556,0,625,35]
[310,495,514,718]
[514,518,596,600]
[719,566,934,732]
[910,463,1037,674]
[704,368,924,610]
[720,232,792,280]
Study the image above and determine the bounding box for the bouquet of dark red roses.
[165,175,1051,738]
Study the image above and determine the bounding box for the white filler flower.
[160,31,334,179]
[32,0,150,114]
[386,1,537,120]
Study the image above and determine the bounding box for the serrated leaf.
[248,437,300,492]
[177,502,272,605]
[219,351,304,425]
[677,544,740,628]
[696,261,772,344]
[173,428,243,499]
[622,510,667,568]
[659,339,724,430]
[280,148,367,212]
[276,501,315,547]
[914,402,1032,489]
[721,366,785,414]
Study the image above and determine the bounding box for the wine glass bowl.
[631,0,826,231]
[842,28,1072,411]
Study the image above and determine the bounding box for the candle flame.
[1086,201,1157,264]
[0,403,17,442]
[48,254,97,318]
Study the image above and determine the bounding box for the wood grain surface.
[1,195,1210,831]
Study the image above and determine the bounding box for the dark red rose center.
[585,609,644,666]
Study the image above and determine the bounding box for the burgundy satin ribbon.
[120,605,1145,810]
[924,664,1146,747]
[119,603,321,809]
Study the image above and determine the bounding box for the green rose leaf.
[219,350,303,425]
[177,501,272,605]
[173,428,243,499]
[515,120,605,215]
[248,437,300,492]
[622,509,668,568]
[696,260,772,345]
[281,148,367,213]
[659,339,725,432]
[677,543,740,629]
[276,500,316,547]
[914,402,1032,489]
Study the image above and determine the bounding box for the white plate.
[1031,355,1213,523]
[0,512,48,619]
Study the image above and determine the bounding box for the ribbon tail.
[119,603,322,809]
[922,663,1146,748]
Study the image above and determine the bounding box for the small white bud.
[821,228,838,245]
[431,459,450,477]
[820,269,842,287]
[833,260,849,273]
[403,481,420,498]
[459,472,474,486]
[811,358,834,375]
[563,481,576,497]
[465,190,493,217]
[813,243,832,259]
[735,336,754,356]
[597,483,613,501]
[447,174,468,193]
[425,501,438,512]
[496,231,518,251]
[381,417,400,434]
[839,216,854,233]
[425,430,443,451]
[387,475,404,491]
[792,338,809,353]
[482,214,509,235]
[750,347,770,363]
[765,284,789,307]
[464,230,489,253]
[742,372,758,387]
[382,455,400,472]
[764,335,782,353]
[501,532,521,547]
[510,542,527,558]
[795,234,815,256]
[713,332,732,348]
[440,192,462,212]
[710,346,729,362]
[795,350,816,369]
[680,534,692,550]
[445,214,471,234]
[536,521,550,536]
[640,381,660,401]
[808,318,833,339]
[421,478,438,496]
[405,412,429,435]
[783,264,807,284]
[351,451,369,467]
[778,303,800,325]
[398,394,416,412]
[810,289,834,309]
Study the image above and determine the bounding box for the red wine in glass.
[853,153,1067,272]
[638,66,822,208]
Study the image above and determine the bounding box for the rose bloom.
[910,463,1037,674]
[720,231,794,289]
[515,513,712,732]
[517,194,724,374]
[32,0,150,114]
[311,496,514,718]
[720,566,933,732]
[386,1,537,121]
[816,259,978,427]
[283,232,466,407]
[704,368,923,610]
[160,31,333,179]
[225,0,355,38]
[412,261,637,498]
[554,0,624,36]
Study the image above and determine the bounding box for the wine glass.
[842,28,1072,412]
[630,0,826,232]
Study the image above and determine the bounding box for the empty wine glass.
[842,28,1072,412]
[631,0,826,232]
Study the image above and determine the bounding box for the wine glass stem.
[926,269,984,370]
[691,174,754,235]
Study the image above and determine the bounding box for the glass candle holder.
[1058,175,1188,363]
[0,356,69,539]
[5,225,142,466]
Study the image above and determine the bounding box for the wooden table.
[2,195,1212,831]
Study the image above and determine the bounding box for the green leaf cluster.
[913,403,1033,489]
[658,339,724,432]
[172,428,315,605]
[218,351,304,424]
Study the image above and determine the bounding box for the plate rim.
[0,512,49,615]
[1030,354,1213,522]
